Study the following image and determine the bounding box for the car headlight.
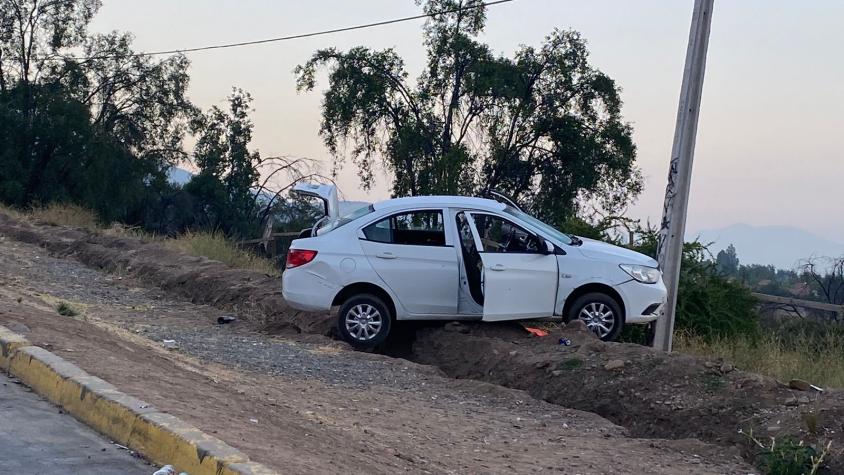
[619,264,661,284]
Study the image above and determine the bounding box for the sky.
[89,0,844,243]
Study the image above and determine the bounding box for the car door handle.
[490,264,506,271]
[376,252,397,259]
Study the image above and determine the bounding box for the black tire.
[337,294,392,349]
[568,292,624,342]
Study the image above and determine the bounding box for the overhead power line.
[70,0,517,61]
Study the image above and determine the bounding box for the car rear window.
[362,210,446,246]
[316,204,375,235]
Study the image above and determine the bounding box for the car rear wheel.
[568,292,624,342]
[337,294,392,349]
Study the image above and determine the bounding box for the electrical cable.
[68,0,517,61]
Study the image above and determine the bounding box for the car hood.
[575,237,659,267]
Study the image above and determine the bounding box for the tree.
[800,256,844,305]
[715,244,740,276]
[296,0,641,228]
[185,88,262,237]
[0,0,195,224]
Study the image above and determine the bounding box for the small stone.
[703,361,717,369]
[509,350,518,356]
[719,363,734,373]
[766,425,781,433]
[551,370,563,377]
[604,359,625,371]
[788,379,812,391]
[797,396,810,404]
[784,396,798,407]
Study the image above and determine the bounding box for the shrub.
[743,432,830,475]
[629,229,759,341]
[56,302,79,317]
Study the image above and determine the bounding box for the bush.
[56,302,79,317]
[628,229,759,341]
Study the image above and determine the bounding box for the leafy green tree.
[296,0,641,228]
[185,88,262,237]
[0,0,194,224]
[715,243,740,276]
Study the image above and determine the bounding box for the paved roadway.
[0,372,152,474]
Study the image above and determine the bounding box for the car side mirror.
[542,239,554,255]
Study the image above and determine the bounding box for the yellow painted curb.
[0,326,277,475]
[0,324,30,370]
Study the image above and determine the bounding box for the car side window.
[362,210,446,246]
[471,213,540,253]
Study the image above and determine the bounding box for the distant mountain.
[690,224,844,270]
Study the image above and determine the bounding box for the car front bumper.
[616,278,667,324]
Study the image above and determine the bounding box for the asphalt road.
[0,372,152,474]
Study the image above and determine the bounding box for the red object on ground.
[523,327,549,337]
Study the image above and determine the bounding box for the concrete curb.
[0,325,277,475]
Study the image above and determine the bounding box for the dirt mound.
[0,212,334,336]
[411,320,844,472]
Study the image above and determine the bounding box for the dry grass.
[676,330,844,389]
[0,202,25,219]
[28,203,101,229]
[164,230,280,276]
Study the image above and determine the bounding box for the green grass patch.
[56,302,79,317]
[558,358,583,370]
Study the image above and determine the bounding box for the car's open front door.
[465,212,558,321]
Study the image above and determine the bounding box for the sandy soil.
[0,222,754,474]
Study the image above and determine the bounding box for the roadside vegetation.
[677,330,844,388]
[163,230,280,276]
[0,203,279,276]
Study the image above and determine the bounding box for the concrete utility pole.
[653,0,715,352]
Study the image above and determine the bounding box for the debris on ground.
[522,326,549,337]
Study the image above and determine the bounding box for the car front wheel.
[568,292,624,342]
[337,294,392,349]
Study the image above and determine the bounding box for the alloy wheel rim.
[345,304,383,341]
[578,302,615,339]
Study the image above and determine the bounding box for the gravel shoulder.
[0,233,753,473]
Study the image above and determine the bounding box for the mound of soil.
[412,321,844,472]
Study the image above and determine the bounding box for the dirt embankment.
[412,322,844,459]
[2,211,842,472]
[0,212,334,336]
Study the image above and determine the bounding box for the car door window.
[471,213,541,253]
[362,210,446,246]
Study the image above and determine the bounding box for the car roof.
[372,195,506,212]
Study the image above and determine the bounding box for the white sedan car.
[282,184,666,348]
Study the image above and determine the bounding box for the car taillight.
[286,249,318,269]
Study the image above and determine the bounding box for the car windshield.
[316,204,375,234]
[502,206,574,245]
